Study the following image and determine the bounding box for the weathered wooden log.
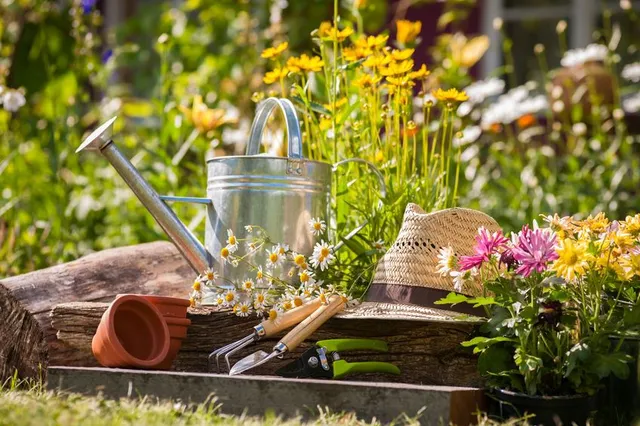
[0,241,192,383]
[51,302,482,387]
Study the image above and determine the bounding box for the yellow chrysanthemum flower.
[322,97,348,113]
[385,75,415,88]
[552,239,591,282]
[318,24,353,42]
[620,252,640,279]
[363,54,392,69]
[432,88,469,103]
[261,41,288,59]
[263,67,289,84]
[409,64,430,80]
[353,74,381,89]
[380,59,414,77]
[179,95,235,133]
[286,54,324,73]
[388,48,414,61]
[622,214,640,237]
[354,34,389,49]
[342,46,372,62]
[396,20,421,44]
[577,212,610,234]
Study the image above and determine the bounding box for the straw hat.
[338,203,501,322]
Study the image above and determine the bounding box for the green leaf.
[467,296,497,307]
[435,292,470,306]
[565,342,591,378]
[291,95,332,116]
[340,235,367,256]
[461,336,517,353]
[591,352,632,380]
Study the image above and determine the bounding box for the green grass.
[0,376,526,426]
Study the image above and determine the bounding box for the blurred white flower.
[2,89,26,112]
[561,44,608,67]
[453,126,482,147]
[622,62,640,83]
[463,78,505,104]
[623,93,640,113]
[572,122,587,137]
[480,85,547,129]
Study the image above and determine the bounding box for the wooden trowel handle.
[279,295,345,352]
[260,298,322,337]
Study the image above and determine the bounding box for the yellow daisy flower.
[380,60,414,77]
[622,214,640,237]
[388,48,414,61]
[620,252,640,279]
[354,34,389,49]
[576,212,610,234]
[353,74,381,89]
[342,46,372,62]
[263,67,289,85]
[552,239,590,282]
[396,20,421,44]
[179,95,235,133]
[363,54,391,69]
[318,24,353,42]
[287,54,324,73]
[432,88,469,103]
[409,64,430,80]
[261,41,288,59]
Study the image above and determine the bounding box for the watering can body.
[204,154,331,285]
[76,98,383,299]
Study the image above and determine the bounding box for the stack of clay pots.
[92,294,191,370]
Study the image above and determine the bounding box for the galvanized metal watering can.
[76,97,384,287]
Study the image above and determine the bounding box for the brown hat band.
[365,283,488,318]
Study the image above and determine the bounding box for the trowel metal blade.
[228,350,279,376]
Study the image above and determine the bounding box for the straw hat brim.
[336,301,485,323]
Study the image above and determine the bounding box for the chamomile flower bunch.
[189,218,352,320]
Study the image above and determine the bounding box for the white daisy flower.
[236,302,252,317]
[265,247,283,269]
[308,218,327,236]
[253,290,267,309]
[223,289,237,306]
[298,269,315,286]
[281,299,294,311]
[463,77,505,104]
[245,225,254,233]
[436,246,456,276]
[241,278,255,293]
[212,295,226,307]
[292,252,307,268]
[310,240,335,271]
[220,247,230,264]
[246,240,258,252]
[226,229,239,253]
[267,305,283,321]
[256,266,265,285]
[372,239,386,252]
[450,270,467,292]
[203,268,217,286]
[231,259,239,267]
[275,243,289,256]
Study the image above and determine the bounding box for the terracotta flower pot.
[156,317,191,370]
[92,295,170,369]
[142,295,191,318]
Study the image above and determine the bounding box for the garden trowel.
[209,297,322,372]
[228,295,345,376]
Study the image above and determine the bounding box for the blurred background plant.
[1,0,639,283]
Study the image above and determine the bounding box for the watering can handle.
[245,97,303,159]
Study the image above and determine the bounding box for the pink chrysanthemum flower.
[459,227,509,271]
[511,225,558,277]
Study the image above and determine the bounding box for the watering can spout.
[76,117,212,275]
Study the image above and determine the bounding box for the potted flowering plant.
[436,213,640,424]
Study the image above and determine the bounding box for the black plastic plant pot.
[487,388,597,426]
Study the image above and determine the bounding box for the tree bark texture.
[51,302,482,387]
[0,241,192,383]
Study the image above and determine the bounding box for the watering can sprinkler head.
[76,116,117,153]
[77,117,213,275]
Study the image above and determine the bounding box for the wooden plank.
[50,302,481,387]
[47,366,485,426]
[0,241,191,382]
